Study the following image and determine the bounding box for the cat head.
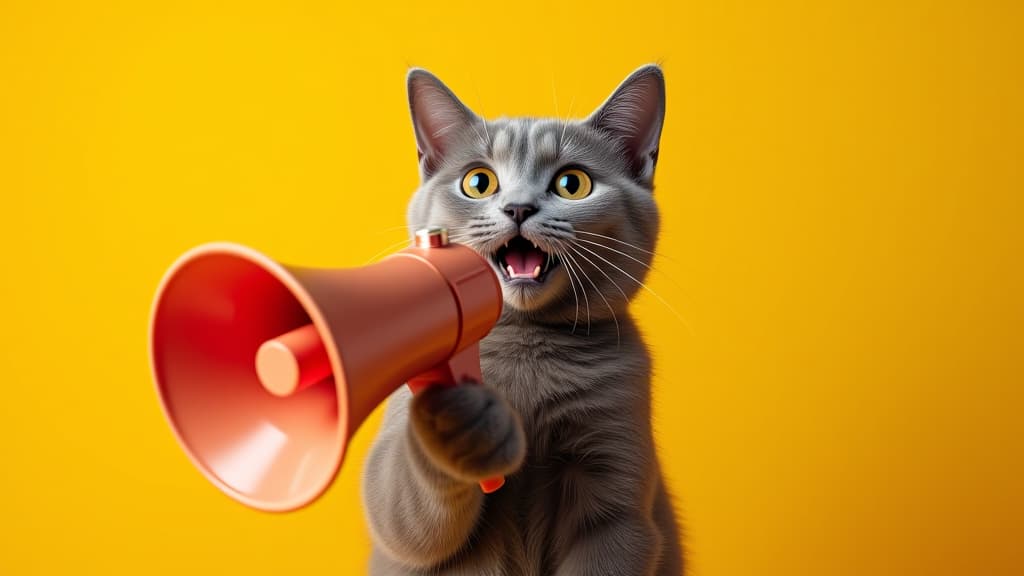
[405,66,665,325]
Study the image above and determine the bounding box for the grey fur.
[362,65,683,575]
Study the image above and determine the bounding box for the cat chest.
[480,440,594,574]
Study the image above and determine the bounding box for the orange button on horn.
[256,324,332,397]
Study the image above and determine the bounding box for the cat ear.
[586,64,666,182]
[407,68,480,176]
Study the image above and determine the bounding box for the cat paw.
[410,382,526,483]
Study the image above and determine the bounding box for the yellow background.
[2,1,1021,574]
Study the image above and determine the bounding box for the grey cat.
[361,64,683,575]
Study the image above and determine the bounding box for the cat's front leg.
[408,381,526,484]
[554,512,663,576]
[362,383,526,570]
[549,411,665,576]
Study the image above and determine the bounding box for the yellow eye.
[461,167,499,199]
[553,168,592,200]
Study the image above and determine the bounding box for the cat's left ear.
[407,68,482,177]
[586,64,666,182]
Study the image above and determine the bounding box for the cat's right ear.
[407,69,480,177]
[586,64,666,183]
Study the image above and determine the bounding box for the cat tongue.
[505,246,546,278]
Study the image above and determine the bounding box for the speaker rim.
[149,241,350,512]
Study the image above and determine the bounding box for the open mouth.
[494,236,557,283]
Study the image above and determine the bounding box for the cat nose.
[502,203,538,224]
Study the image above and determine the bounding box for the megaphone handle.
[407,343,506,494]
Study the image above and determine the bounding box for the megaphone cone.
[149,229,503,511]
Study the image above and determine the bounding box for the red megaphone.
[149,228,504,512]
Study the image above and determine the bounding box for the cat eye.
[552,168,593,200]
[461,167,499,199]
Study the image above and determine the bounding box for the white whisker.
[469,120,487,150]
[566,244,631,308]
[363,236,416,264]
[574,230,659,257]
[373,224,413,234]
[470,75,491,143]
[571,241,693,335]
[565,245,624,346]
[555,249,581,334]
[560,93,576,147]
[575,237,653,270]
[574,237,688,294]
[562,247,618,345]
[551,75,561,124]
[556,240,592,335]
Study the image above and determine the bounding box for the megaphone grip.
[407,344,506,494]
[256,324,332,397]
[479,476,505,493]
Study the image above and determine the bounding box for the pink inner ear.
[627,76,663,147]
[588,68,665,170]
[409,75,474,160]
[606,75,662,156]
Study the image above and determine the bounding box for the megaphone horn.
[149,227,504,512]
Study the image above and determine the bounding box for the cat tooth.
[532,265,541,278]
[506,264,515,277]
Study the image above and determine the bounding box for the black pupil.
[472,173,490,192]
[561,173,580,194]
